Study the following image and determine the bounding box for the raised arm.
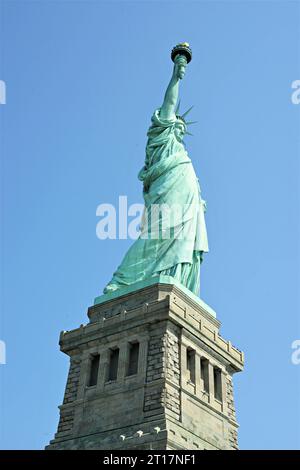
[160,54,188,121]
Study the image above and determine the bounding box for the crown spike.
[185,131,193,136]
[181,105,194,118]
[185,120,198,125]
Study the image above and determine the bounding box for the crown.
[175,100,197,136]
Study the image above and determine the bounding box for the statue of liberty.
[104,43,209,296]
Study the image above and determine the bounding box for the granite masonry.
[46,280,244,450]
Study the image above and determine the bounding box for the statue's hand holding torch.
[173,55,188,80]
[171,42,192,80]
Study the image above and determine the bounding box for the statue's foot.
[103,284,118,294]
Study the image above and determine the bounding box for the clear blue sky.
[0,0,299,450]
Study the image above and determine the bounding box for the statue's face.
[175,121,186,142]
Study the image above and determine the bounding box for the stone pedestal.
[46,278,244,450]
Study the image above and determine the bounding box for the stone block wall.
[46,282,244,450]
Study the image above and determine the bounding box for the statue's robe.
[104,108,208,295]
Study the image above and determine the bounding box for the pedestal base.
[46,280,244,450]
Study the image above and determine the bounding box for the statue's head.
[174,118,187,142]
[174,104,196,141]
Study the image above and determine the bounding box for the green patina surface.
[103,45,209,298]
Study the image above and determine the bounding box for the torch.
[171,42,192,76]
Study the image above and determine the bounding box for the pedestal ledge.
[94,275,217,319]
